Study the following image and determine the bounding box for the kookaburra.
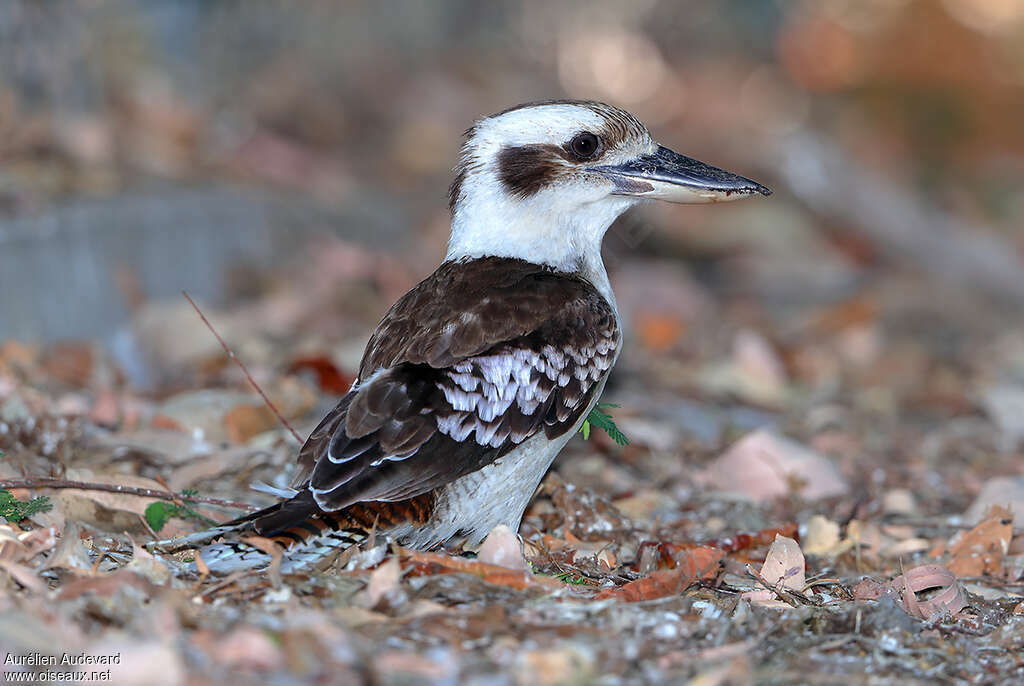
[154,100,770,573]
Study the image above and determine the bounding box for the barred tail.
[195,515,372,575]
[147,490,433,575]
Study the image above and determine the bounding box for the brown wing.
[290,257,619,513]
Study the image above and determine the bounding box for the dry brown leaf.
[943,505,1013,577]
[477,524,528,572]
[596,546,724,602]
[364,556,403,607]
[803,515,849,556]
[287,354,355,393]
[56,470,166,513]
[595,568,690,602]
[851,577,891,602]
[743,535,805,607]
[699,429,848,503]
[759,535,806,589]
[362,556,401,606]
[400,549,561,591]
[891,564,966,619]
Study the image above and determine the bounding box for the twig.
[181,290,304,445]
[745,563,801,607]
[0,477,258,511]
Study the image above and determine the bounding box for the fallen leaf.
[89,389,122,426]
[851,577,891,602]
[596,546,723,601]
[50,470,195,537]
[803,515,845,556]
[477,524,528,572]
[287,355,354,394]
[365,556,403,607]
[743,535,806,607]
[890,564,966,619]
[699,429,848,502]
[760,535,805,588]
[596,548,616,569]
[399,549,560,591]
[944,505,1013,577]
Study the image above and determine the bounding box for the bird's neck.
[445,193,634,309]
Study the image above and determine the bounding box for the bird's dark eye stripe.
[567,132,601,160]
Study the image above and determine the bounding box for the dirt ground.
[2,2,1024,685]
[2,232,1023,684]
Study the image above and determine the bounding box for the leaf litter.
[3,15,1024,676]
[3,260,1024,684]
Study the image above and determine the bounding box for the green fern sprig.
[580,403,628,446]
[0,488,53,522]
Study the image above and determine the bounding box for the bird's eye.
[569,132,600,160]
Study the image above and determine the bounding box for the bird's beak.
[595,145,772,203]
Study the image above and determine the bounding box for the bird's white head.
[445,100,770,280]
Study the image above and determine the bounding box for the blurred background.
[1,0,1023,469]
[4,4,1024,680]
[2,0,1023,342]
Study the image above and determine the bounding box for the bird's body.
[151,100,769,574]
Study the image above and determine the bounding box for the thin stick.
[0,477,258,511]
[181,290,304,445]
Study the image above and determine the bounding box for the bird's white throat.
[446,183,638,306]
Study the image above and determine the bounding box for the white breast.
[395,376,609,549]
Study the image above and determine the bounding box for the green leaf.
[144,501,174,532]
[145,498,219,533]
[0,489,53,522]
[554,570,588,585]
[579,404,629,446]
